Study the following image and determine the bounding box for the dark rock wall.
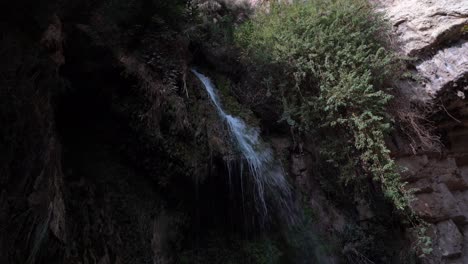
[0,1,215,263]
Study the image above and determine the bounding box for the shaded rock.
[461,226,468,263]
[410,184,466,223]
[439,169,468,192]
[447,127,468,153]
[443,226,468,263]
[397,156,461,186]
[291,154,307,177]
[436,220,463,259]
[453,190,468,225]
[406,178,435,194]
[355,199,375,221]
[397,155,429,182]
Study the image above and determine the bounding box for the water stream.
[192,69,295,224]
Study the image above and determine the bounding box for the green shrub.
[235,0,409,210]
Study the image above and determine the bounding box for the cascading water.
[192,69,295,225]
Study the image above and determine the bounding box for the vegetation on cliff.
[1,0,437,263]
[235,0,409,211]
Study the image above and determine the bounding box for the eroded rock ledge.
[375,0,468,98]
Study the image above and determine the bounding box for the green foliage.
[342,222,403,263]
[185,0,251,46]
[462,24,468,33]
[207,13,237,44]
[242,239,283,264]
[212,73,260,126]
[415,225,433,258]
[235,0,409,210]
[179,235,282,264]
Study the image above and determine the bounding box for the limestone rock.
[374,0,468,97]
[375,0,468,56]
[417,41,468,96]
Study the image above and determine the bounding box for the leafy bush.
[235,0,409,209]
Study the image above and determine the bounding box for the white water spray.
[192,69,295,224]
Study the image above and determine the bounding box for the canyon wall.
[2,0,467,263]
[376,0,468,263]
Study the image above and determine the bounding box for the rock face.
[396,117,468,264]
[376,0,468,263]
[376,0,468,56]
[417,41,468,96]
[375,0,468,97]
[437,220,463,259]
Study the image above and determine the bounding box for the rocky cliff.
[2,0,468,263]
[375,0,468,263]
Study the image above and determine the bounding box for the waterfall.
[192,69,295,224]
